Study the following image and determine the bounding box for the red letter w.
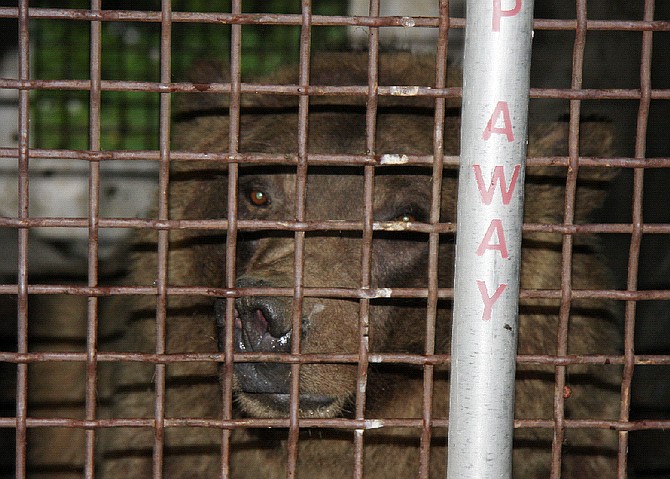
[473,164,521,206]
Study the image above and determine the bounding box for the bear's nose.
[233,295,292,353]
[215,277,293,354]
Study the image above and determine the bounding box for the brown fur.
[85,54,621,477]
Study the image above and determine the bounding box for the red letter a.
[476,219,509,259]
[482,101,514,142]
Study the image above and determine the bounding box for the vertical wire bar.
[352,0,379,476]
[222,0,243,476]
[287,1,312,477]
[419,0,450,477]
[447,1,533,477]
[15,1,29,478]
[84,1,102,476]
[550,1,587,476]
[152,1,172,476]
[618,0,654,476]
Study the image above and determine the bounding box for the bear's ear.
[527,120,619,222]
[175,59,231,116]
[187,58,231,84]
[528,120,617,181]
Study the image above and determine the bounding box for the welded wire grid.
[0,1,669,478]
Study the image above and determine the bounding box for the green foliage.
[31,0,348,150]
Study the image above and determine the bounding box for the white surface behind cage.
[0,47,158,276]
[0,159,157,253]
[0,49,18,150]
[348,0,464,55]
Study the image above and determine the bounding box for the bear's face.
[186,105,457,419]
[215,164,453,418]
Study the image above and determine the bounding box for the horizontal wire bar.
[4,216,670,238]
[0,416,668,432]
[0,8,669,32]
[2,148,670,170]
[1,351,669,366]
[2,77,670,102]
[3,284,670,302]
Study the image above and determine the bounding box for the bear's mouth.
[235,306,336,406]
[235,307,292,354]
[242,393,337,416]
[231,307,293,395]
[231,311,338,415]
[215,298,340,415]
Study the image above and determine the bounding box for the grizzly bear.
[87,54,621,478]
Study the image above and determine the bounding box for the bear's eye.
[388,205,428,223]
[393,213,416,223]
[249,189,270,207]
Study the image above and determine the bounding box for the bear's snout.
[234,296,292,353]
[214,277,297,396]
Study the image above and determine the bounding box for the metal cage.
[0,1,669,478]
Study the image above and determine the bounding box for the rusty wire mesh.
[0,1,670,478]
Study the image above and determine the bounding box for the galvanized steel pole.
[447,1,534,478]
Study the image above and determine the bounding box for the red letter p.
[492,0,522,32]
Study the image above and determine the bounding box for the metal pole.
[447,1,534,478]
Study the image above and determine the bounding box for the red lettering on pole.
[482,101,514,142]
[492,0,522,32]
[476,219,509,259]
[476,280,507,322]
[473,164,520,205]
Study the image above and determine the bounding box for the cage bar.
[447,1,534,478]
[352,0,380,477]
[84,0,102,477]
[285,1,313,477]
[550,0,586,473]
[15,1,30,477]
[418,0,451,477]
[618,1,655,477]
[221,0,243,475]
